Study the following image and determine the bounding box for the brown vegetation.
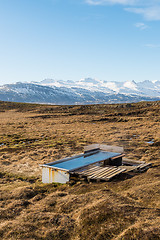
[0,100,160,239]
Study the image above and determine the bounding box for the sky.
[0,0,160,85]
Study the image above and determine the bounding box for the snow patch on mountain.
[123,80,138,91]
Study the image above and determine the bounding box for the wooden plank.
[89,168,125,181]
[118,165,140,173]
[109,168,126,177]
[88,169,107,179]
[137,163,146,168]
[89,167,117,179]
[103,169,126,180]
[139,163,152,168]
[87,168,108,178]
[91,168,118,179]
[80,166,102,175]
[73,165,109,177]
[122,158,145,165]
[84,167,113,176]
[138,163,152,171]
[92,167,118,178]
[111,154,125,160]
[123,158,146,163]
[103,168,124,179]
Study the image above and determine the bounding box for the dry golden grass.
[0,100,160,239]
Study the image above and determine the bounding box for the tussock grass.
[0,100,159,239]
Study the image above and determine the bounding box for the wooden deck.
[70,159,152,182]
[70,165,126,181]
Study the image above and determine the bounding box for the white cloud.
[126,7,160,20]
[135,22,148,29]
[86,0,137,5]
[85,0,160,21]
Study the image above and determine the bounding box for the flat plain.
[0,100,160,240]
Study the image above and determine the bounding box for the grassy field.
[0,100,160,240]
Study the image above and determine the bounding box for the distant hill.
[0,78,160,104]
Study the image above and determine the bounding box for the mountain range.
[0,78,160,104]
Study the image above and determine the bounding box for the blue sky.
[0,0,160,84]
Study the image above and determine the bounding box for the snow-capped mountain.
[0,78,159,104]
[33,78,160,97]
